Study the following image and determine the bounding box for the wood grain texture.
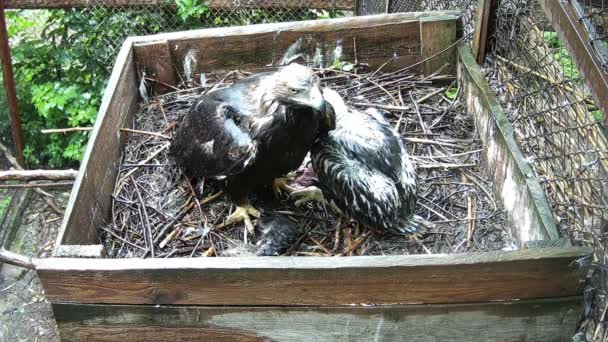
[55,245,106,258]
[54,298,581,342]
[5,0,355,10]
[37,247,590,305]
[420,15,457,76]
[134,12,458,82]
[471,0,494,64]
[0,169,77,181]
[53,39,139,248]
[457,44,560,244]
[134,40,177,94]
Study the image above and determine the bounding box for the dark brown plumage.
[170,64,335,230]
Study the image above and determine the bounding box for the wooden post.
[420,16,458,76]
[472,0,495,64]
[0,0,24,166]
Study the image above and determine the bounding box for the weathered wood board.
[134,12,459,90]
[457,44,560,245]
[54,39,139,247]
[420,15,457,76]
[38,247,589,305]
[54,297,581,342]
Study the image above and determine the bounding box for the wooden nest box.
[13,12,591,341]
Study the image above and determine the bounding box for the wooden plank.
[471,0,494,64]
[5,0,355,10]
[53,297,581,341]
[539,0,608,125]
[37,247,590,305]
[457,44,561,244]
[134,40,178,93]
[53,39,139,248]
[419,16,458,76]
[55,245,106,258]
[134,12,459,77]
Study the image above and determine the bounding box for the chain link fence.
[2,0,608,338]
[574,0,608,72]
[356,0,478,39]
[488,0,607,339]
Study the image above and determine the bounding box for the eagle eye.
[289,88,298,95]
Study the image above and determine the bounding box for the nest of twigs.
[102,64,514,258]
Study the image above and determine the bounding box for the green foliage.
[8,9,168,167]
[8,6,335,167]
[0,191,10,220]
[543,31,579,80]
[591,109,606,122]
[445,87,458,100]
[543,31,607,124]
[174,0,208,23]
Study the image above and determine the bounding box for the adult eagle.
[170,64,335,232]
[293,88,418,234]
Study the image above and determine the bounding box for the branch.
[0,248,35,270]
[41,127,92,134]
[0,169,78,181]
[0,141,21,169]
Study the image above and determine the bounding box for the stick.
[99,227,148,253]
[416,163,477,169]
[412,149,483,160]
[120,128,170,140]
[461,170,497,210]
[159,227,181,249]
[0,141,20,168]
[133,178,155,257]
[351,102,411,111]
[157,98,169,127]
[416,87,446,104]
[340,231,373,256]
[41,127,92,134]
[309,235,333,255]
[0,181,74,189]
[417,202,450,221]
[114,143,170,195]
[465,175,474,248]
[0,169,77,181]
[0,248,35,270]
[404,137,464,149]
[412,235,432,254]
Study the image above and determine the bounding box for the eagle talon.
[290,186,327,206]
[273,175,298,197]
[215,204,261,234]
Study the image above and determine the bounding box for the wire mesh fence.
[356,0,478,38]
[487,0,608,339]
[574,0,608,72]
[1,0,608,337]
[3,2,351,168]
[0,68,13,170]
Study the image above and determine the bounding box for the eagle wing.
[170,95,258,179]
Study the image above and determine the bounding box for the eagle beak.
[308,85,326,112]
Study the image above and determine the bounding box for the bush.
[7,5,339,168]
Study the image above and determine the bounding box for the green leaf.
[445,87,458,100]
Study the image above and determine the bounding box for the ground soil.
[0,189,69,342]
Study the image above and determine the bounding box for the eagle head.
[258,63,326,115]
